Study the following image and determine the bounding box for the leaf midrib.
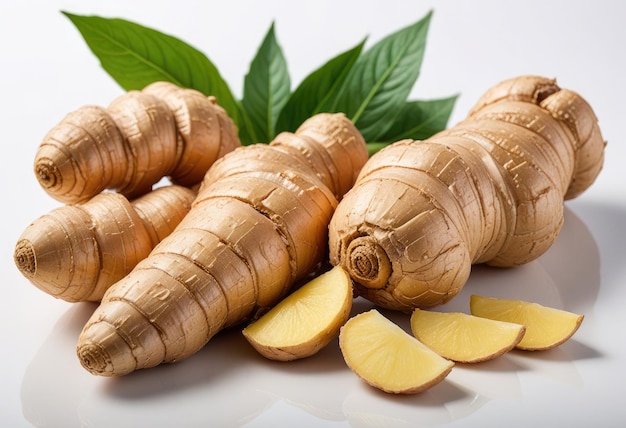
[351,40,415,124]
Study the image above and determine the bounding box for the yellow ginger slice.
[410,309,525,363]
[242,265,353,361]
[470,295,584,351]
[339,309,454,394]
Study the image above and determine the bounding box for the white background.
[2,1,625,427]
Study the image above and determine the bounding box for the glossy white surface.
[2,1,625,427]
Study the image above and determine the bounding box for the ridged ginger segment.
[13,185,196,302]
[339,309,454,394]
[410,309,525,363]
[470,295,584,351]
[329,75,606,311]
[242,265,353,361]
[76,113,368,376]
[33,81,240,204]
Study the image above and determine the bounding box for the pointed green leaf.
[241,23,291,143]
[275,39,365,133]
[62,11,241,127]
[332,11,432,142]
[378,95,458,143]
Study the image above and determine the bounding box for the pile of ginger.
[14,75,604,386]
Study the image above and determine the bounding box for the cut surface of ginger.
[410,309,525,363]
[470,295,584,351]
[339,309,454,394]
[242,265,353,361]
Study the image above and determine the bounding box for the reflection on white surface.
[342,383,462,427]
[20,207,603,427]
[447,356,523,400]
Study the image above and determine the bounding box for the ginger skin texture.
[33,81,240,204]
[76,113,368,376]
[14,185,196,302]
[329,75,605,311]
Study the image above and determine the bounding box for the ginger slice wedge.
[339,309,454,394]
[242,265,353,361]
[410,309,525,363]
[470,295,584,351]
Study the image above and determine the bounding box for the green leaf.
[275,39,365,133]
[331,11,433,142]
[378,95,458,143]
[62,11,241,128]
[235,104,258,146]
[365,142,389,157]
[241,22,291,143]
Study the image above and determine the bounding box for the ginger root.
[14,185,196,302]
[329,75,605,311]
[242,265,353,361]
[75,113,368,376]
[34,81,240,204]
[470,295,584,351]
[339,309,454,394]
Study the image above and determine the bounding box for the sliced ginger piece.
[339,309,454,394]
[242,265,353,361]
[410,308,525,363]
[470,295,584,351]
